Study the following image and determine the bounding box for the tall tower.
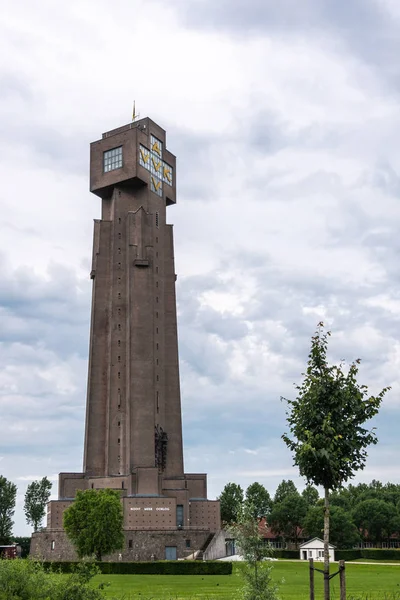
[32,118,220,562]
[84,118,183,488]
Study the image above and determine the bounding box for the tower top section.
[90,117,176,206]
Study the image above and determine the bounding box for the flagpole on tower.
[132,101,140,122]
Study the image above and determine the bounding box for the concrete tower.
[31,118,220,561]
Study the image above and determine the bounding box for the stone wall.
[31,529,213,561]
[203,529,230,560]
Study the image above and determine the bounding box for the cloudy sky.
[2,0,400,536]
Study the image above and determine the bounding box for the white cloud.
[1,0,400,536]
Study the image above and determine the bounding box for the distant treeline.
[218,479,400,549]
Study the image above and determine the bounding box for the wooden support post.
[339,560,346,600]
[309,558,315,600]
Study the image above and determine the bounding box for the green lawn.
[92,562,400,599]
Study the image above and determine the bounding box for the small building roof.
[299,537,335,549]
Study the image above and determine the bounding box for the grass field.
[92,561,400,599]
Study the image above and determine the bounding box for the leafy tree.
[229,504,279,600]
[273,479,298,505]
[13,536,31,558]
[352,499,398,544]
[64,489,124,561]
[303,505,360,549]
[382,482,400,506]
[245,482,272,520]
[218,482,244,525]
[269,492,307,548]
[282,323,390,600]
[24,476,52,532]
[0,475,17,544]
[302,485,320,507]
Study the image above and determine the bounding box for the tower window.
[104,146,123,173]
[156,212,159,228]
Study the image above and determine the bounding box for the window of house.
[185,539,191,548]
[51,540,55,551]
[128,539,133,548]
[104,146,123,173]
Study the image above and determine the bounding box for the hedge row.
[361,548,400,561]
[272,550,299,559]
[321,548,400,562]
[43,560,233,575]
[335,550,361,561]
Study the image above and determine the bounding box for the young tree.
[24,476,52,532]
[273,479,298,504]
[64,489,124,561]
[229,504,279,600]
[0,475,17,544]
[218,482,244,525]
[282,322,390,600]
[269,492,307,548]
[245,482,272,520]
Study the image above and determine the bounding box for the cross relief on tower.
[139,134,174,197]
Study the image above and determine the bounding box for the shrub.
[0,559,107,600]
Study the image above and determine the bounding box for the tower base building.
[31,117,220,561]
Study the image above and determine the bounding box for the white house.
[299,538,335,562]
